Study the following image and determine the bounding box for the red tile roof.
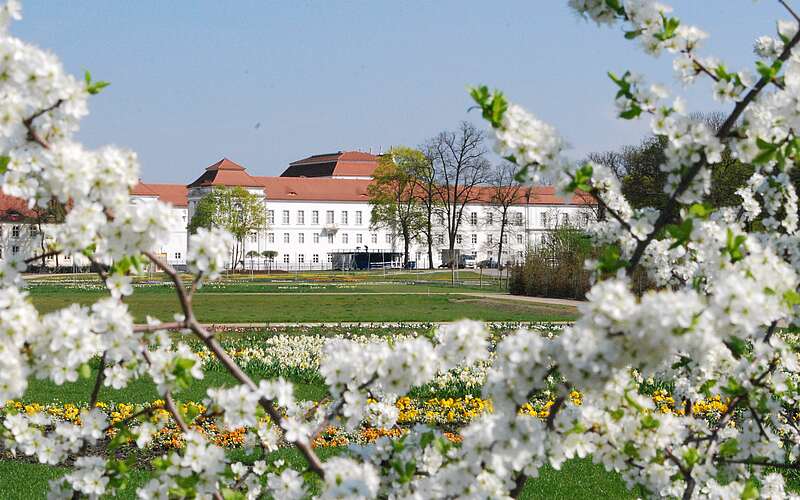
[0,192,39,221]
[188,158,263,188]
[132,182,188,207]
[281,151,379,178]
[253,176,372,202]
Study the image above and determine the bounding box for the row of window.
[268,210,365,226]
[0,225,37,239]
[258,232,527,246]
[262,232,392,245]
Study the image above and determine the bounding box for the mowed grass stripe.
[30,290,577,323]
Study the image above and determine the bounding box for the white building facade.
[0,151,596,271]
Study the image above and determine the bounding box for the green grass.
[0,456,641,499]
[19,366,327,405]
[30,288,576,323]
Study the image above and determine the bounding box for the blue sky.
[11,1,791,182]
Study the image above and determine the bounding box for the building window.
[283,254,290,263]
[11,245,19,255]
[437,213,445,225]
[29,226,38,237]
[486,213,493,225]
[471,234,477,244]
[267,210,274,225]
[487,234,493,244]
[298,233,305,244]
[517,250,524,259]
[313,233,320,243]
[282,210,290,225]
[313,254,319,263]
[327,234,334,244]
[326,210,334,224]
[356,211,363,225]
[371,233,377,244]
[517,234,524,244]
[386,234,392,244]
[470,212,477,225]
[11,225,20,238]
[298,254,305,263]
[341,211,348,225]
[327,253,333,263]
[283,233,290,243]
[174,252,182,260]
[297,210,305,225]
[502,234,508,244]
[562,213,570,225]
[266,254,274,262]
[250,232,257,243]
[514,212,524,226]
[436,234,444,245]
[268,233,275,243]
[342,233,349,244]
[312,210,319,225]
[540,213,548,228]
[456,234,462,245]
[356,233,363,244]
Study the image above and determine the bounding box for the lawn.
[0,455,644,500]
[29,287,577,323]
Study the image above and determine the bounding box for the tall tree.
[588,112,754,213]
[426,122,490,269]
[487,162,526,268]
[189,186,267,270]
[367,147,427,267]
[413,152,439,269]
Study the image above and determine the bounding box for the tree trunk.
[426,215,434,269]
[402,227,410,268]
[497,219,506,270]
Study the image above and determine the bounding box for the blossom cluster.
[5,0,800,498]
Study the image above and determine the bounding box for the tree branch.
[143,251,327,478]
[22,99,65,149]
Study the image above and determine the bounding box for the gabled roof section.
[0,191,39,221]
[132,182,188,207]
[188,158,263,188]
[253,176,372,202]
[280,151,379,178]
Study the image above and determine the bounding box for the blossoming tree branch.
[3,0,800,497]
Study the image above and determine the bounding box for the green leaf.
[688,203,713,219]
[567,163,593,192]
[718,438,739,458]
[784,289,800,307]
[221,489,246,500]
[725,228,747,263]
[624,29,642,39]
[641,414,660,430]
[84,70,91,85]
[619,105,642,120]
[87,80,110,95]
[724,337,749,359]
[741,478,759,500]
[666,218,693,249]
[469,85,507,129]
[683,447,700,467]
[79,362,92,379]
[597,244,627,274]
[699,379,717,398]
[0,155,9,175]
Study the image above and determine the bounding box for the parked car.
[462,255,477,269]
[477,258,498,269]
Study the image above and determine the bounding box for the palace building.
[0,151,596,271]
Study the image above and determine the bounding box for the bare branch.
[22,99,64,149]
[779,0,800,24]
[143,251,327,478]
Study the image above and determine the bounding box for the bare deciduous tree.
[425,122,490,269]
